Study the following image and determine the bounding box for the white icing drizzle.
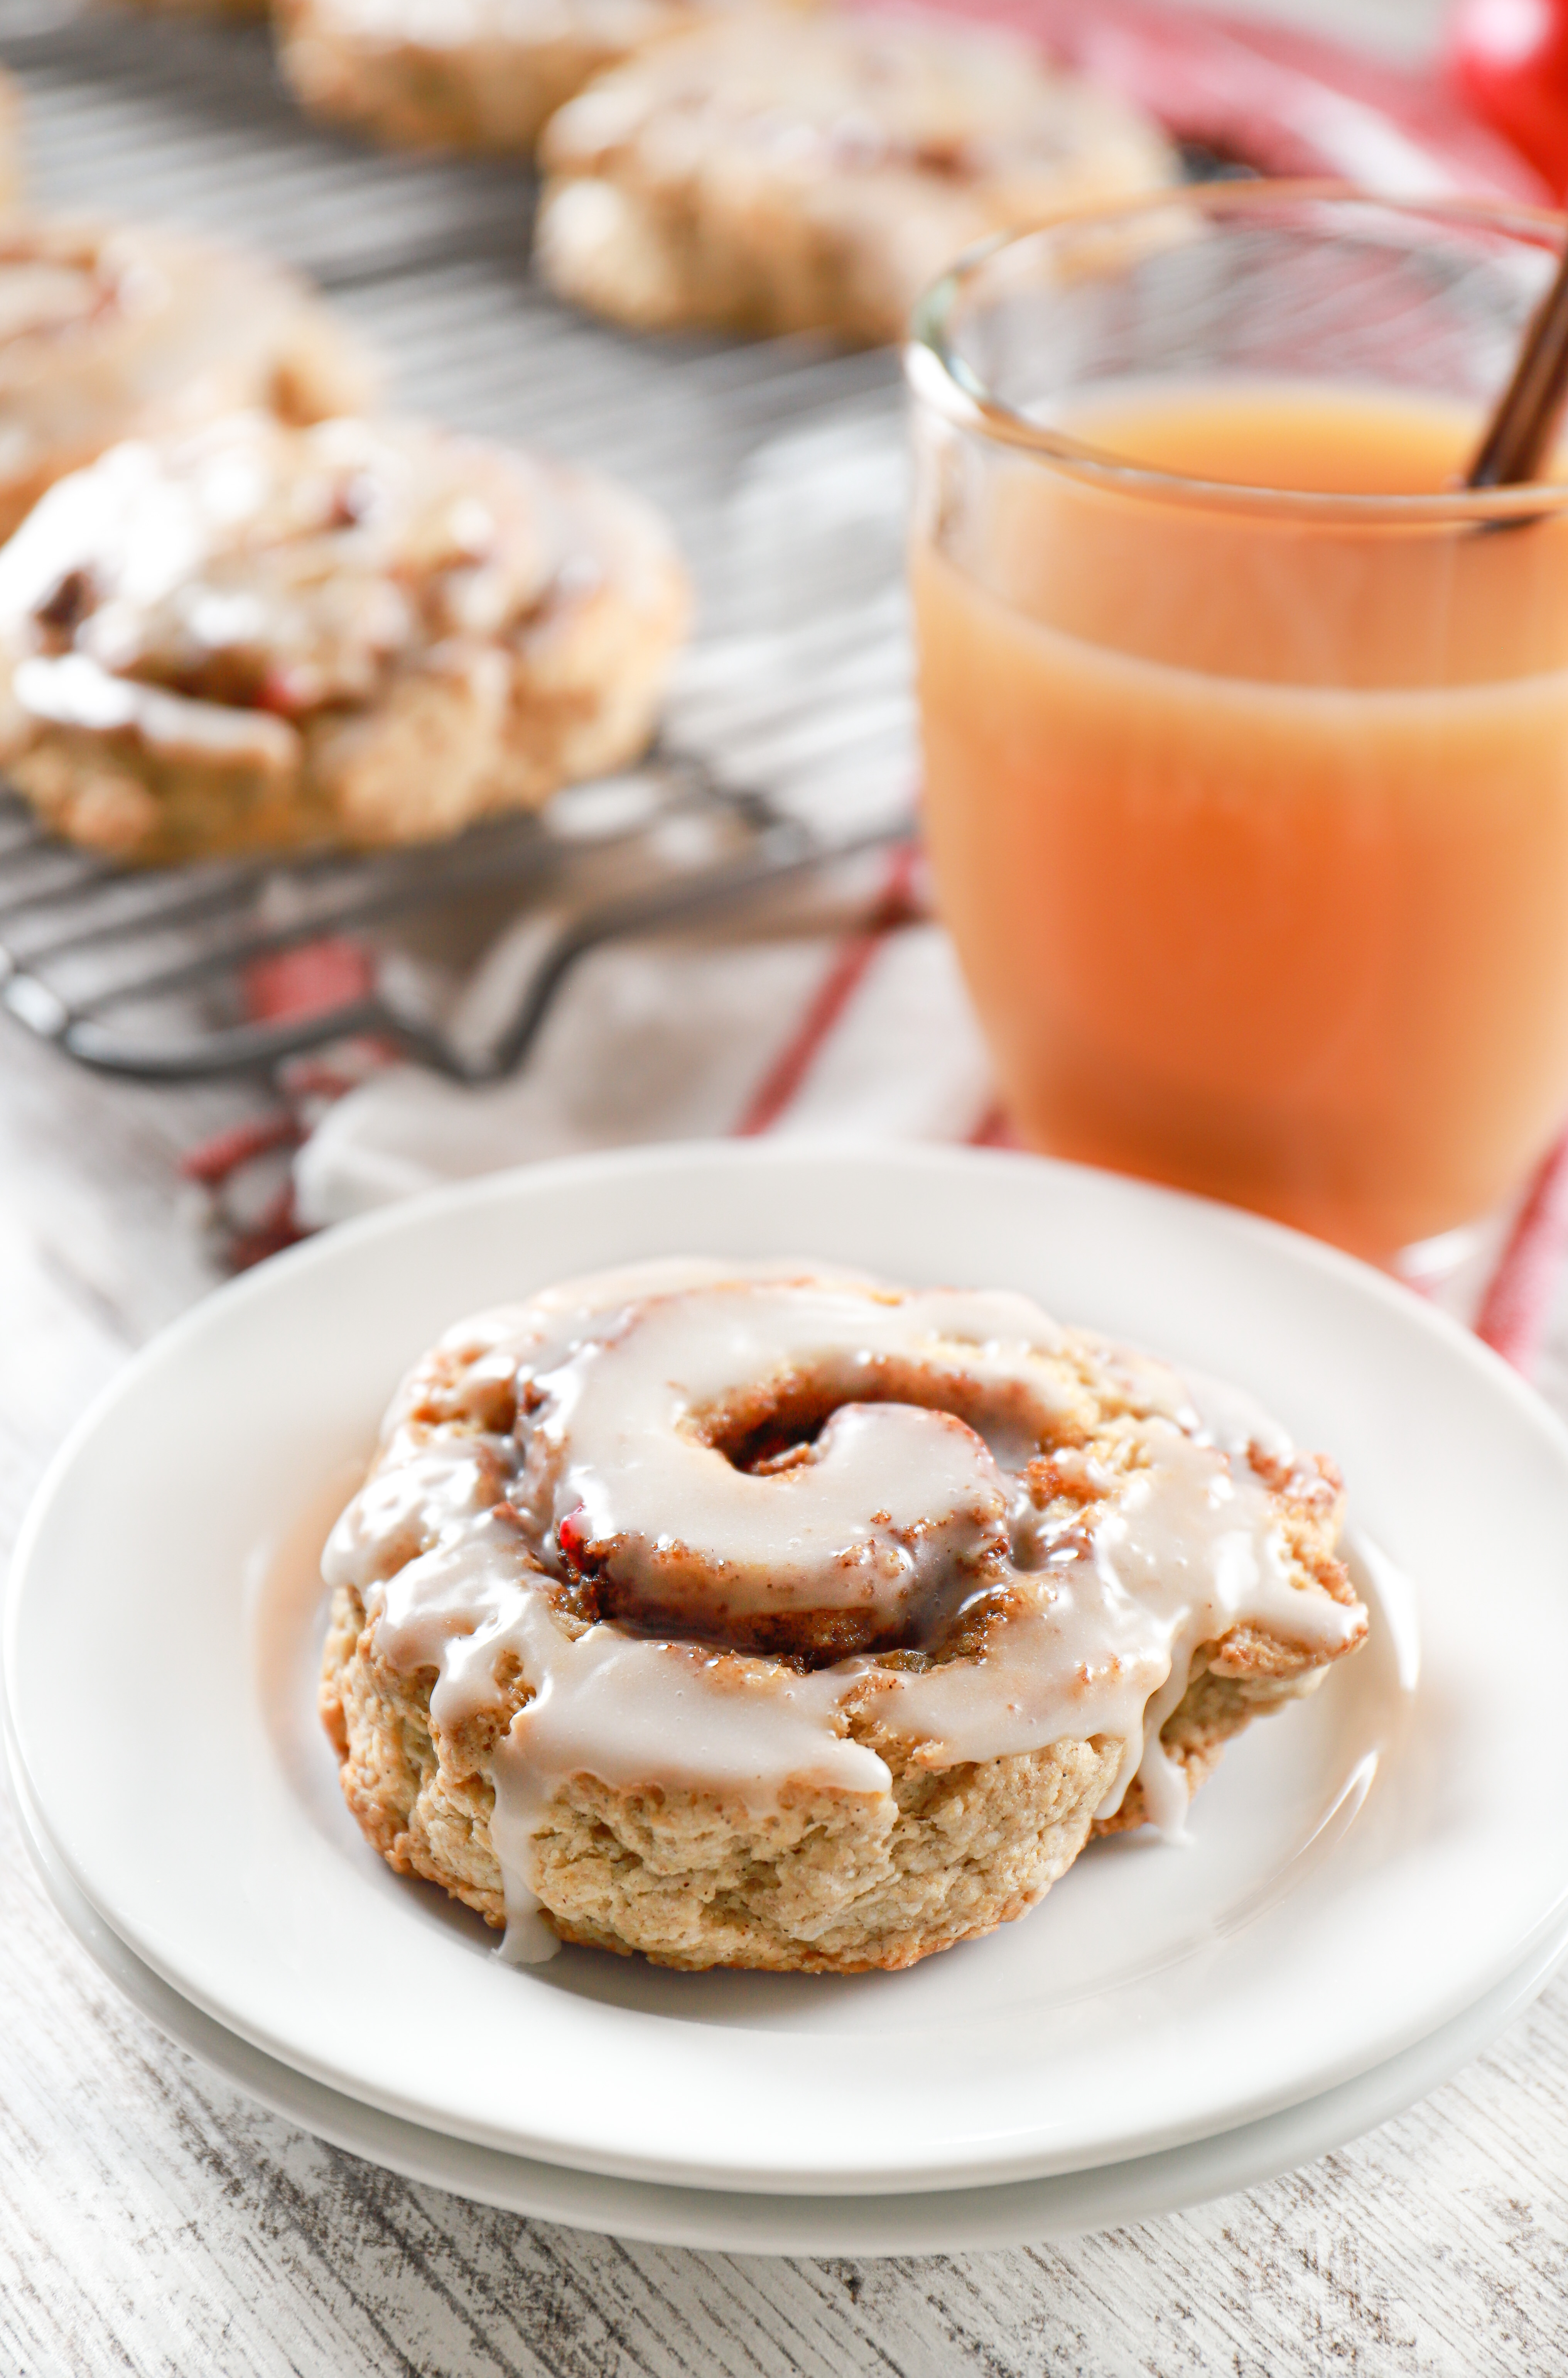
[12,652,301,767]
[1085,1419,1344,1832]
[0,413,564,727]
[529,1279,1065,1630]
[322,1261,1367,1962]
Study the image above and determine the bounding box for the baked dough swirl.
[321,1260,1368,1973]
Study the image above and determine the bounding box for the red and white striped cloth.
[183,845,1568,1382]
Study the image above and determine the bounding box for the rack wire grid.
[0,0,916,1080]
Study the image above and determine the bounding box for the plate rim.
[11,1721,1568,2259]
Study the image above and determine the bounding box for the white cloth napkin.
[293,880,995,1228]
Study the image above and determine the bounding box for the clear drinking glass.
[907,184,1568,1266]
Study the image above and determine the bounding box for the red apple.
[1450,0,1568,196]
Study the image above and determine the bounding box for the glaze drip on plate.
[322,1259,1368,1962]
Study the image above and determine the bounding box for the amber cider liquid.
[914,382,1568,1259]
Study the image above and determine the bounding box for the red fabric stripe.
[277,1060,370,1102]
[244,937,373,1024]
[176,936,387,1234]
[731,844,921,1137]
[228,1182,305,1273]
[967,1099,1020,1149]
[179,1112,301,1185]
[1473,1127,1568,1373]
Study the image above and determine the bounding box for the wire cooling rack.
[0,1,915,1080]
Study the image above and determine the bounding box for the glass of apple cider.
[908,183,1568,1266]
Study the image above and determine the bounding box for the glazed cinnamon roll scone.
[0,219,372,549]
[320,1261,1369,1974]
[275,0,802,157]
[0,412,690,862]
[535,10,1178,345]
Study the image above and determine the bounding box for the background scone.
[275,0,803,157]
[535,8,1178,344]
[0,412,690,862]
[0,217,373,545]
[319,1261,1368,1974]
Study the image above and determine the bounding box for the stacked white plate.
[8,1144,1568,2254]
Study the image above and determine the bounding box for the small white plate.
[11,1740,1566,2256]
[8,1144,1568,2197]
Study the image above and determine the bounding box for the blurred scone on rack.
[0,217,374,544]
[535,7,1178,344]
[0,412,690,862]
[275,0,808,157]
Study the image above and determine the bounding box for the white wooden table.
[4,0,1568,2368]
